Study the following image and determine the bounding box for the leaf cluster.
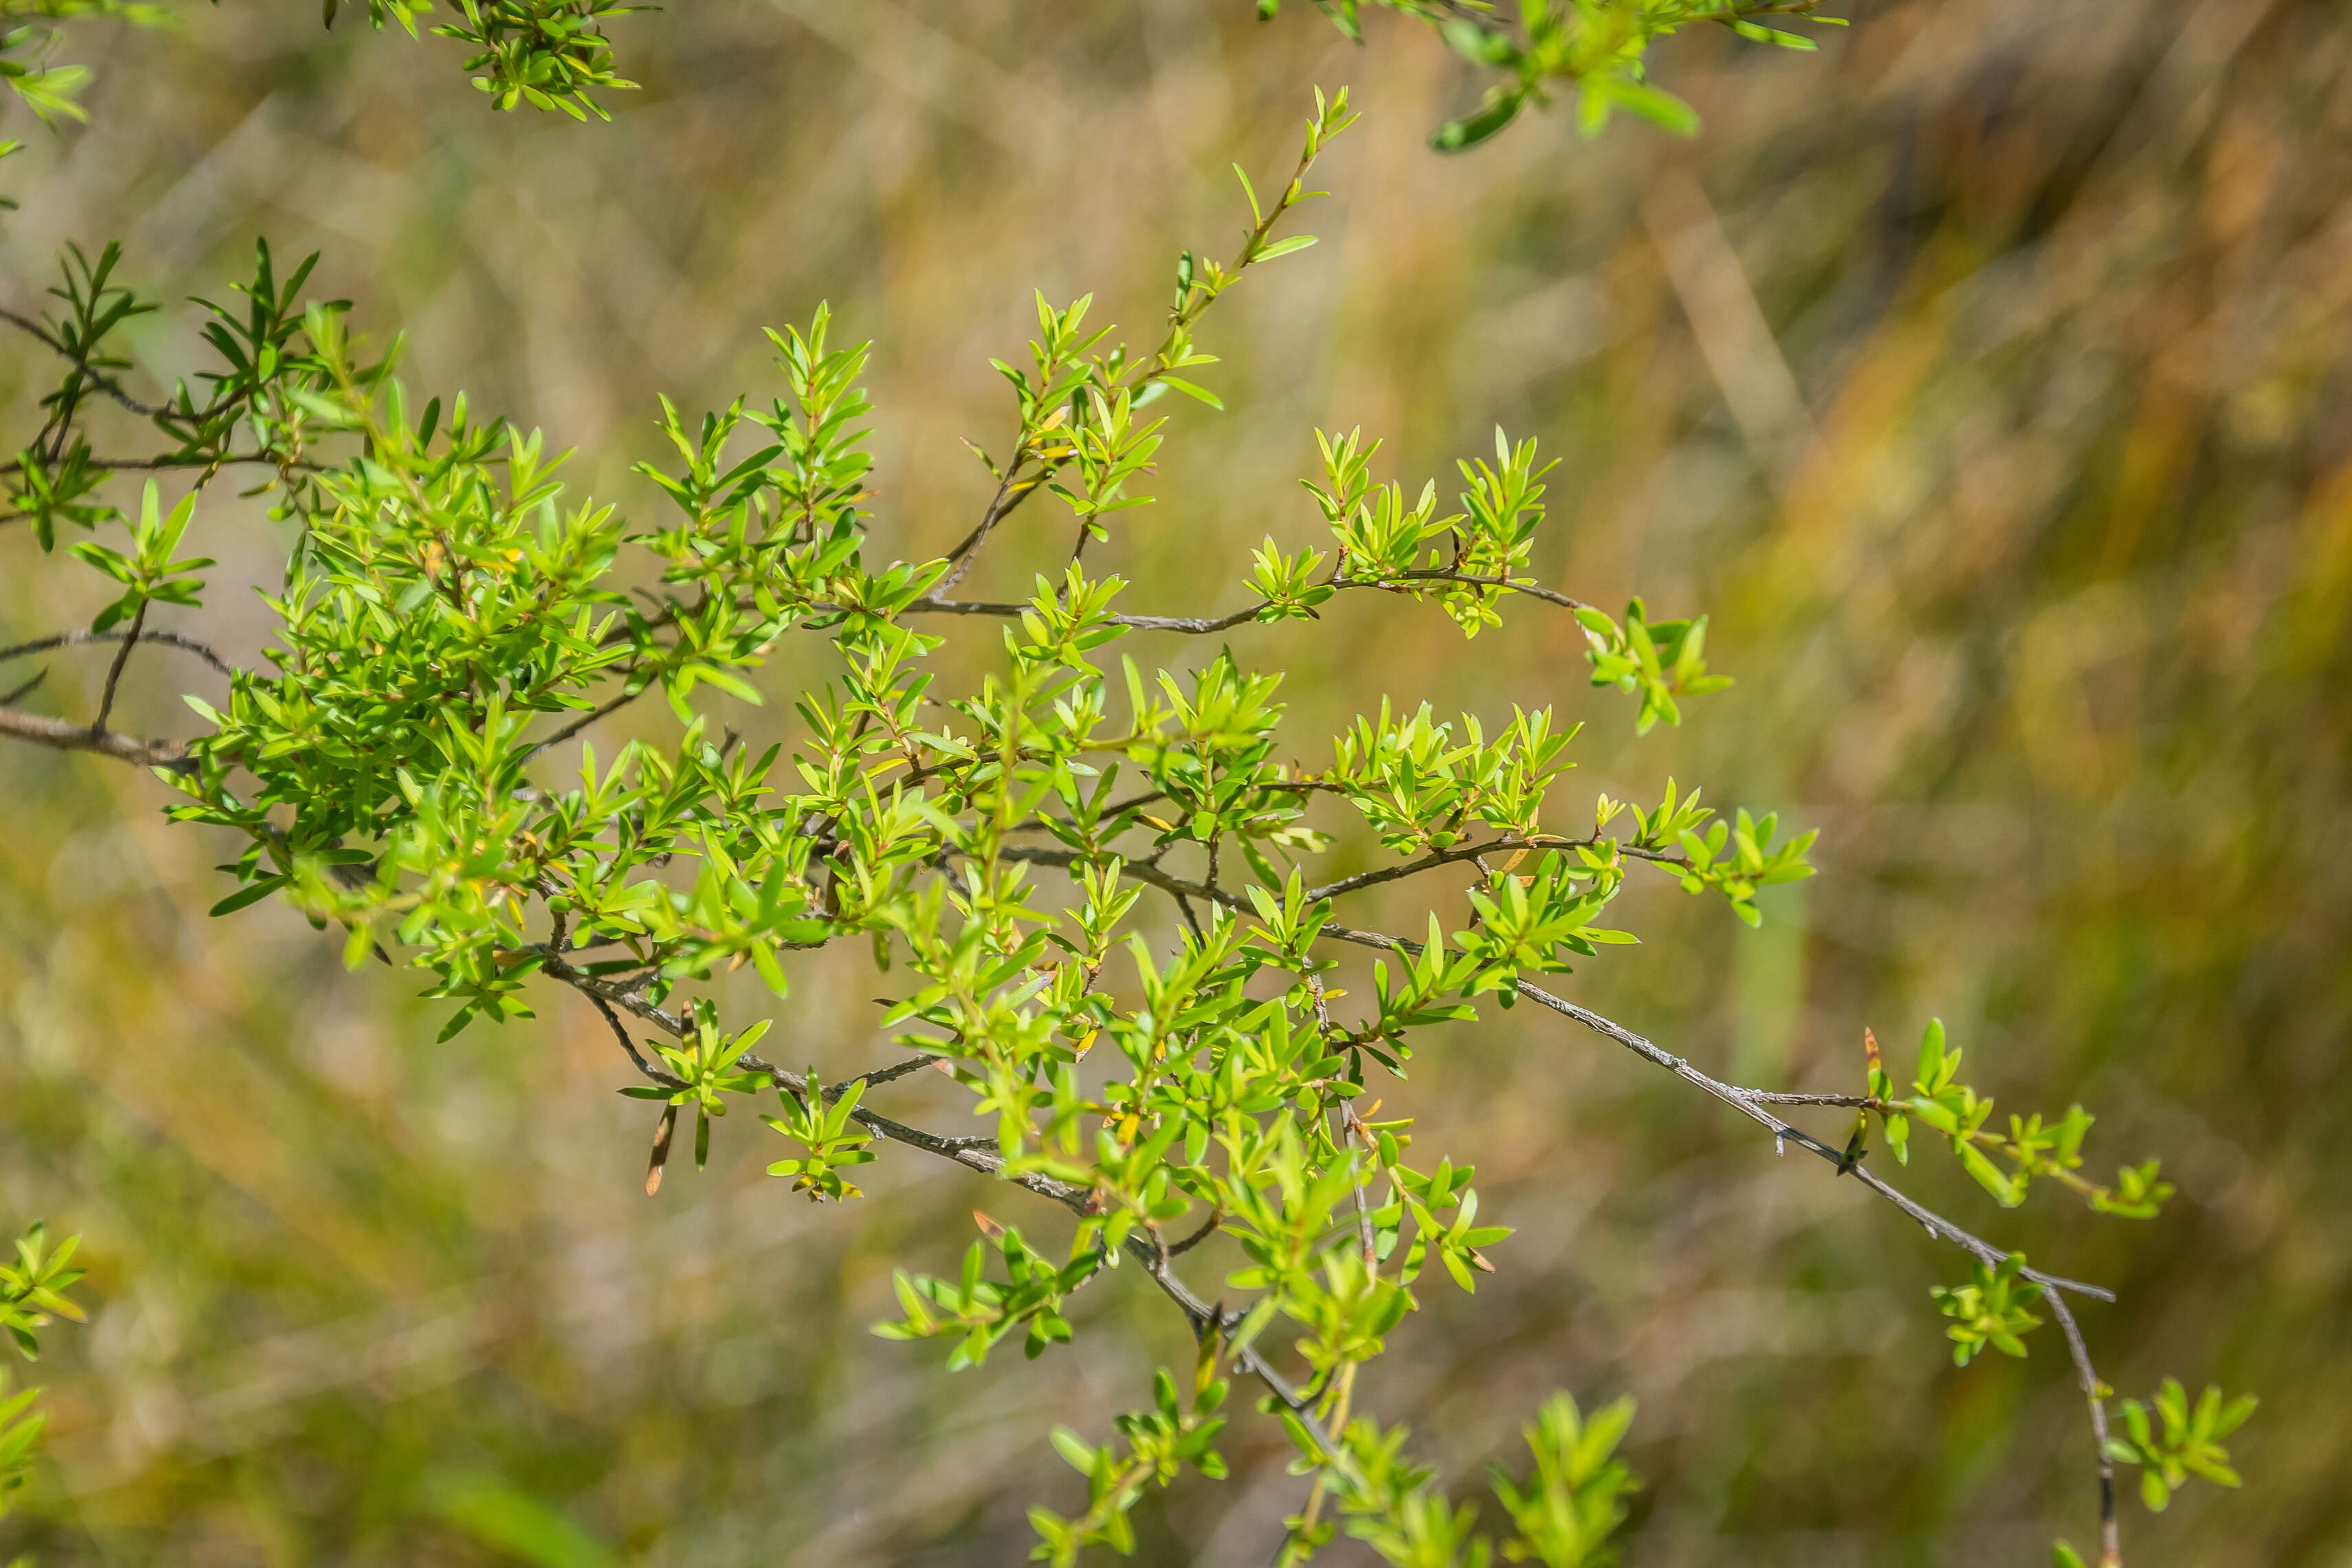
[327,0,642,117]
[1864,1020,2175,1217]
[1256,0,1844,150]
[2107,1380,2256,1514]
[0,52,2249,1568]
[0,1223,85,1523]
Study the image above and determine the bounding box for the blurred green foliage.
[0,1,2344,1565]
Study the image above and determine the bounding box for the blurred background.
[2,0,2347,1562]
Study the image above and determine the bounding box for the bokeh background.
[3,0,2348,1562]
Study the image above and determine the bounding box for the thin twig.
[90,601,146,737]
[1732,1088,1877,1108]
[0,451,319,480]
[902,567,1592,636]
[2045,1286,2123,1567]
[1166,1210,1222,1256]
[1306,970,1379,1266]
[844,1053,948,1091]
[0,305,169,419]
[1313,919,2116,1302]
[524,682,649,760]
[924,466,1033,600]
[904,597,1259,635]
[0,626,236,678]
[585,992,666,1083]
[0,705,189,769]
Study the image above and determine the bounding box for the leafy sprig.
[0,1222,87,1523]
[1257,0,1846,151]
[326,0,642,117]
[0,74,2241,1568]
[2107,1379,2256,1514]
[1863,1021,2176,1217]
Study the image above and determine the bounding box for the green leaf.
[1154,375,1225,411]
[1432,90,1524,152]
[421,1470,624,1568]
[208,877,288,917]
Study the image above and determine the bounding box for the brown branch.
[902,597,1261,635]
[925,465,1041,600]
[1304,840,1509,902]
[1312,918,2116,1305]
[90,600,146,736]
[543,952,686,1036]
[902,567,1592,637]
[523,682,649,761]
[1001,834,1687,915]
[1732,1087,1877,1108]
[999,844,1230,911]
[585,991,666,1084]
[991,851,2121,1306]
[0,626,236,678]
[1331,569,1591,613]
[1313,913,2127,1549]
[1007,789,1170,834]
[0,704,189,769]
[0,305,169,419]
[845,1052,951,1092]
[1165,1210,1222,1256]
[2045,1286,2123,1567]
[0,451,323,480]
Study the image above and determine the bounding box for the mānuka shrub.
[0,6,2248,1565]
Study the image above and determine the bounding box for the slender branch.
[902,567,1593,636]
[1165,1210,1222,1256]
[90,600,146,735]
[846,1052,951,1092]
[0,704,189,769]
[925,466,1037,600]
[1308,972,1379,1267]
[1302,838,1512,901]
[1007,788,1169,834]
[1000,844,1230,911]
[904,597,1261,635]
[1134,1243,1336,1450]
[2045,1286,2123,1568]
[543,952,686,1036]
[1728,1087,1877,1108]
[0,451,320,479]
[999,846,2121,1303]
[0,305,168,419]
[1320,912,2128,1554]
[1170,887,1207,943]
[1336,569,1590,613]
[523,682,649,760]
[585,991,664,1082]
[0,626,236,678]
[0,306,68,357]
[1002,836,1688,914]
[1314,919,2115,1302]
